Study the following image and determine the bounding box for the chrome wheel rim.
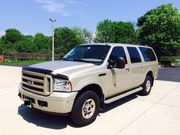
[145,80,151,92]
[82,99,96,119]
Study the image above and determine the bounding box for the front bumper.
[18,85,78,114]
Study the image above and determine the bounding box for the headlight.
[54,78,72,92]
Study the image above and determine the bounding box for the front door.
[105,46,130,98]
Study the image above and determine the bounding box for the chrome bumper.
[19,85,78,114]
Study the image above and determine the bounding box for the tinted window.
[139,47,156,62]
[109,47,127,63]
[127,47,141,63]
[63,45,110,65]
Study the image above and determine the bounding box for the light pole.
[49,18,56,61]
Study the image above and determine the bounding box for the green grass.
[171,56,180,59]
[0,60,48,66]
[1,56,179,66]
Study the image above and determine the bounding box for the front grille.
[21,70,53,95]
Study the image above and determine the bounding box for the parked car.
[18,43,158,126]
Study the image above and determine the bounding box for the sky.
[0,0,179,36]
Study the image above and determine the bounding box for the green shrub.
[160,56,177,67]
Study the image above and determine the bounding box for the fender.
[72,76,107,96]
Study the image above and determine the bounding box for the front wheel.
[70,91,100,126]
[139,75,152,96]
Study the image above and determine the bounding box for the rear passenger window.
[139,47,156,62]
[127,47,141,63]
[110,47,127,63]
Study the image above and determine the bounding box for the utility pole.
[49,18,56,61]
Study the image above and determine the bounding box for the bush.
[160,56,176,67]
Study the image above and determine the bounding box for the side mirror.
[115,57,125,69]
[108,57,125,69]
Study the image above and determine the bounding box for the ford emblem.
[27,80,33,85]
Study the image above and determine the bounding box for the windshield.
[63,45,111,65]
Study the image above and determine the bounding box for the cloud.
[0,30,5,37]
[34,0,70,16]
[62,12,70,16]
[64,0,76,4]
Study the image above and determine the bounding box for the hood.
[25,60,96,76]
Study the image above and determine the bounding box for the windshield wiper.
[72,58,89,63]
[62,58,87,63]
[62,58,96,64]
[62,58,69,61]
[73,58,98,65]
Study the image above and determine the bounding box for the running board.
[105,87,143,104]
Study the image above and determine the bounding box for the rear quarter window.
[139,47,156,62]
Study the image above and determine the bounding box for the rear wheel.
[139,75,152,96]
[70,91,100,126]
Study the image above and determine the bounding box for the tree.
[96,19,136,43]
[15,36,37,53]
[137,3,180,57]
[24,35,33,41]
[71,27,93,43]
[1,29,22,54]
[3,29,22,44]
[33,33,50,54]
[54,27,83,55]
[96,19,112,43]
[0,38,4,54]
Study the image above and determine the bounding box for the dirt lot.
[0,66,180,135]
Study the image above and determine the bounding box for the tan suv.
[18,43,158,126]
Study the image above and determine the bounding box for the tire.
[139,75,152,96]
[70,91,100,127]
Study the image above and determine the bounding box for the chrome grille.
[21,70,53,95]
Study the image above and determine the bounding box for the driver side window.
[109,47,127,64]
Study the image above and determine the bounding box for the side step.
[105,87,143,104]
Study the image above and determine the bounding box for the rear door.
[126,47,144,88]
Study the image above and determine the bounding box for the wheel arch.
[75,84,105,109]
[146,71,154,86]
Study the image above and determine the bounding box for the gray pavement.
[157,66,180,82]
[0,65,180,135]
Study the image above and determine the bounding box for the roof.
[81,43,150,48]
